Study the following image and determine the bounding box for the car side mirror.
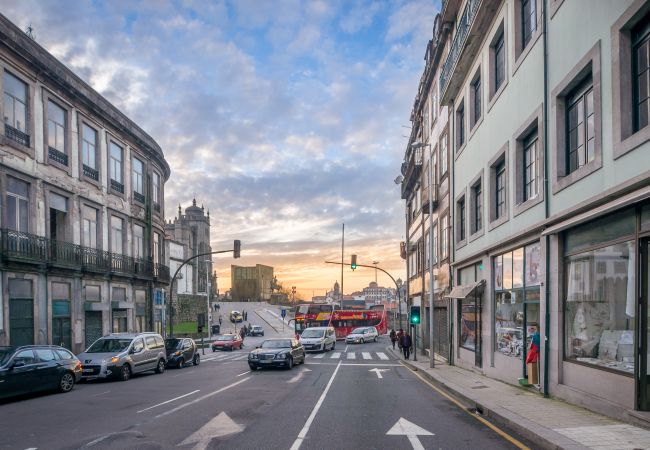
[11,360,25,369]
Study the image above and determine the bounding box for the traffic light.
[351,254,357,270]
[233,240,241,258]
[410,306,421,325]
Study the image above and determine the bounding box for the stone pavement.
[387,346,650,450]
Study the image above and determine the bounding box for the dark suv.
[0,345,82,399]
[165,338,200,368]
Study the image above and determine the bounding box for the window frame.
[5,174,31,233]
[42,90,72,173]
[109,213,126,255]
[455,99,466,153]
[513,0,541,73]
[456,191,467,247]
[108,138,126,197]
[131,153,145,203]
[513,104,544,216]
[488,142,509,230]
[469,169,484,240]
[469,68,482,131]
[1,67,34,155]
[488,21,508,110]
[78,115,102,187]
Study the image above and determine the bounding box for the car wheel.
[178,358,185,369]
[155,359,166,374]
[302,352,306,364]
[249,363,257,371]
[286,356,293,370]
[332,342,335,351]
[361,338,365,344]
[59,372,75,393]
[374,336,378,342]
[119,364,131,382]
[212,348,216,352]
[193,354,200,366]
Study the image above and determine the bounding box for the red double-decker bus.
[293,303,388,340]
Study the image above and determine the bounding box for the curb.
[387,346,571,450]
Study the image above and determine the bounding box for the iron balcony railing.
[110,179,125,194]
[440,0,480,97]
[134,191,145,203]
[0,228,169,281]
[48,146,69,166]
[83,164,99,181]
[5,124,30,147]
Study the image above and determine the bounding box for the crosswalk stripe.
[377,352,389,360]
[313,353,325,359]
[330,352,341,359]
[362,352,371,360]
[347,352,356,359]
[233,355,249,361]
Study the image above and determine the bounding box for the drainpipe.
[542,0,551,399]
[450,98,456,365]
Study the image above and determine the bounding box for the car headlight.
[249,353,258,360]
[174,351,182,356]
[275,353,287,360]
[110,356,120,364]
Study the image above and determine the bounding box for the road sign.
[386,417,434,450]
[369,368,389,379]
[281,309,287,318]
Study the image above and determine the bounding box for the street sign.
[281,308,286,318]
[386,417,434,450]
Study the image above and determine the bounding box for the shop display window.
[564,241,635,373]
[494,243,541,359]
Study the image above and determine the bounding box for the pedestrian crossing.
[201,350,394,363]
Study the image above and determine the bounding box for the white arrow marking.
[288,367,312,383]
[386,417,434,450]
[179,412,244,450]
[369,368,390,379]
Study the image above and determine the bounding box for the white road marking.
[344,345,349,351]
[369,368,390,379]
[179,412,244,450]
[137,390,200,413]
[377,352,389,360]
[313,353,325,359]
[362,352,372,360]
[232,355,249,361]
[330,352,341,359]
[306,362,402,367]
[91,390,110,397]
[386,417,434,450]
[237,371,251,377]
[347,352,356,359]
[289,361,342,450]
[287,368,312,383]
[154,378,250,419]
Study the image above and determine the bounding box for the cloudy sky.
[2,0,438,297]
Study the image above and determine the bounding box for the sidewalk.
[387,346,650,450]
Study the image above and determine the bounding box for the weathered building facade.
[230,264,273,302]
[0,14,170,353]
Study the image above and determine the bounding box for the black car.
[0,345,82,400]
[164,338,200,368]
[248,338,305,370]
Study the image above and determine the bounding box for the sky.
[2,0,439,298]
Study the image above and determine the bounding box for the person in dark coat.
[400,332,412,359]
[389,329,397,349]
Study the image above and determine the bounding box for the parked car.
[212,334,243,351]
[345,326,379,344]
[229,311,243,323]
[249,325,264,336]
[0,345,82,399]
[77,332,167,381]
[299,326,336,352]
[248,338,305,370]
[165,337,200,368]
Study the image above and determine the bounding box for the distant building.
[361,282,397,305]
[231,264,273,302]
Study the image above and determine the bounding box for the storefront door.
[639,239,650,410]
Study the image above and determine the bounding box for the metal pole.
[206,260,211,337]
[341,223,344,303]
[428,151,435,369]
[413,323,417,361]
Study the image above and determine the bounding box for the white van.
[299,326,336,352]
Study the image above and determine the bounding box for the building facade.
[0,14,171,353]
[428,0,650,423]
[230,264,273,302]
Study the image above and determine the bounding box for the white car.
[345,326,379,344]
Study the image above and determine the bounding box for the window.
[3,71,29,146]
[633,17,650,132]
[134,224,144,259]
[111,216,123,254]
[132,157,144,200]
[431,84,438,125]
[441,214,448,260]
[495,161,506,219]
[566,78,595,174]
[153,232,161,265]
[457,196,466,242]
[471,181,482,234]
[81,123,98,180]
[153,172,160,208]
[7,176,29,232]
[440,132,448,177]
[523,130,538,201]
[471,73,482,128]
[456,101,465,149]
[494,31,505,92]
[85,285,100,302]
[432,222,438,264]
[47,100,66,153]
[82,206,98,249]
[521,0,537,50]
[110,142,123,192]
[425,229,430,269]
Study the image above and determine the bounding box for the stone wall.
[175,294,209,323]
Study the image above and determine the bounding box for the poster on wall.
[526,243,541,286]
[494,256,503,291]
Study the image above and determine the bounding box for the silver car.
[77,332,167,381]
[300,327,336,352]
[345,326,379,344]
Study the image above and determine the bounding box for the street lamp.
[205,259,212,336]
[373,260,379,284]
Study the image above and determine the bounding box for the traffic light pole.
[168,241,240,338]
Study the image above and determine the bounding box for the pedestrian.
[218,315,222,325]
[400,331,412,360]
[239,326,246,341]
[397,328,404,352]
[389,329,397,349]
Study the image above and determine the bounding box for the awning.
[445,280,485,299]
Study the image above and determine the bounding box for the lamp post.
[205,259,212,336]
[373,260,379,284]
[412,141,435,368]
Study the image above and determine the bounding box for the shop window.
[564,241,635,373]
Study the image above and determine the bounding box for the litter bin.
[211,324,220,335]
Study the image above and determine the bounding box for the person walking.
[396,328,404,353]
[389,329,397,349]
[400,331,412,360]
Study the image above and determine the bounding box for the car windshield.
[351,328,366,334]
[252,326,262,330]
[261,340,291,349]
[0,348,13,366]
[217,335,235,341]
[86,338,132,353]
[301,330,324,338]
[165,339,182,350]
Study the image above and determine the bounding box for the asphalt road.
[0,304,523,450]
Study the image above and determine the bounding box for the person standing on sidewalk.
[389,329,397,349]
[400,331,412,359]
[397,328,404,353]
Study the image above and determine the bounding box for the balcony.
[48,146,69,166]
[134,191,145,203]
[110,179,125,194]
[439,0,500,105]
[421,183,439,214]
[400,146,423,200]
[0,228,170,283]
[83,164,99,181]
[5,124,30,147]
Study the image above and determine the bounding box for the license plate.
[82,369,93,373]
[260,360,271,364]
